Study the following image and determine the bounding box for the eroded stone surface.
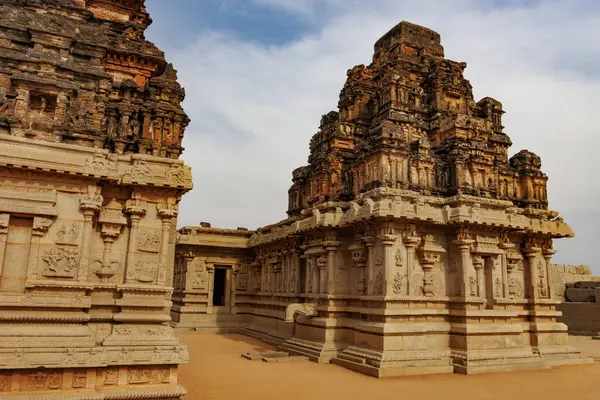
[174,21,588,377]
[0,1,192,398]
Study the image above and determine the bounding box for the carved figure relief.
[23,371,62,391]
[392,272,405,294]
[538,279,548,298]
[425,274,444,296]
[103,369,119,386]
[374,270,384,294]
[469,276,477,296]
[495,277,502,297]
[129,161,153,183]
[375,247,384,265]
[236,274,249,291]
[55,222,80,246]
[138,231,161,253]
[413,274,424,296]
[131,258,159,284]
[0,374,11,392]
[41,247,79,278]
[128,369,151,384]
[165,164,192,186]
[72,371,87,388]
[395,248,404,267]
[84,152,110,176]
[537,260,545,277]
[508,277,524,298]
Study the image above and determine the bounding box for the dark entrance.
[213,268,227,306]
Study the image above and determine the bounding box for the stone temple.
[0,0,191,398]
[173,21,590,377]
[0,0,591,398]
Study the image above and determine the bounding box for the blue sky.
[145,0,600,271]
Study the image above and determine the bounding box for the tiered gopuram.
[0,0,192,398]
[175,21,589,376]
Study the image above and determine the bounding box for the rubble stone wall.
[551,264,598,301]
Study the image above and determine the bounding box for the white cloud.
[159,0,600,271]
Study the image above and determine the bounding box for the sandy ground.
[178,332,600,400]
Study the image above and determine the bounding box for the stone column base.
[0,367,186,399]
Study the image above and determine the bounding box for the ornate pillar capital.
[363,235,376,247]
[125,197,147,218]
[183,251,195,263]
[32,216,55,237]
[522,238,541,257]
[157,201,178,220]
[80,193,103,213]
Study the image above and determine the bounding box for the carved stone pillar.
[419,234,446,297]
[274,261,282,293]
[312,255,320,297]
[157,201,178,286]
[349,241,367,295]
[95,199,127,282]
[260,256,266,293]
[303,255,311,294]
[79,191,103,281]
[27,216,55,282]
[378,224,397,296]
[292,250,301,294]
[453,229,474,297]
[231,264,240,314]
[324,232,341,295]
[0,214,9,278]
[473,256,484,298]
[542,240,557,300]
[498,234,513,298]
[124,195,146,284]
[403,226,420,296]
[523,239,541,300]
[183,251,195,292]
[363,235,376,295]
[317,255,327,295]
[206,263,215,314]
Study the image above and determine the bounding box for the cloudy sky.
[145,0,599,272]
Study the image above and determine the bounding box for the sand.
[178,332,600,400]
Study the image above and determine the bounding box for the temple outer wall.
[173,194,591,377]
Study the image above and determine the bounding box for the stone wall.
[551,264,600,335]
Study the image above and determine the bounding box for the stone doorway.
[212,266,230,313]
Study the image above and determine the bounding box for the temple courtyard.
[179,332,600,400]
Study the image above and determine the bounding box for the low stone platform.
[242,350,309,363]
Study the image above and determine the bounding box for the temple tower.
[175,21,588,377]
